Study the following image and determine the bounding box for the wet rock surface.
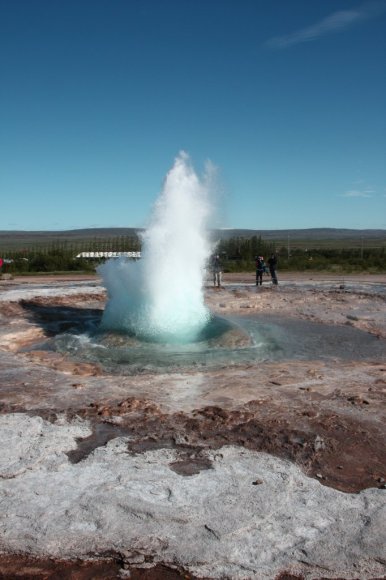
[0,274,385,579]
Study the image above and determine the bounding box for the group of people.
[210,253,278,287]
[255,254,278,286]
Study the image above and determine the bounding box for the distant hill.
[1,227,386,239]
[1,227,386,251]
[0,228,142,250]
[212,228,386,241]
[0,228,140,242]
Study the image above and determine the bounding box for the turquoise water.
[52,313,386,376]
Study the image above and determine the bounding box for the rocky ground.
[0,273,385,579]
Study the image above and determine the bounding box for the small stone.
[252,479,263,485]
[122,550,145,564]
[347,314,359,321]
[71,383,83,389]
[316,473,323,479]
[314,435,325,452]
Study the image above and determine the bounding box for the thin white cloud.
[266,1,386,49]
[341,189,373,198]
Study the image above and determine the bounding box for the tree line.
[0,236,141,274]
[1,234,385,274]
[217,235,386,273]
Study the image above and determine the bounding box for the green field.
[1,227,386,253]
[1,228,385,274]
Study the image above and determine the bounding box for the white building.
[76,251,141,259]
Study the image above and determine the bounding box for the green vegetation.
[216,235,386,274]
[0,232,385,275]
[0,236,141,275]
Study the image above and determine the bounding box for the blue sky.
[1,0,385,231]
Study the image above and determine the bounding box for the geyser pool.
[98,152,213,343]
[54,314,262,375]
[49,310,386,376]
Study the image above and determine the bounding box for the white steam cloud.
[98,152,214,343]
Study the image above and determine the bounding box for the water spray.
[98,152,213,343]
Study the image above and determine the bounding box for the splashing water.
[98,152,213,343]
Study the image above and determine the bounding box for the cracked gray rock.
[0,414,385,579]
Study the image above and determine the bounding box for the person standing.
[211,254,222,288]
[255,256,265,286]
[267,253,278,285]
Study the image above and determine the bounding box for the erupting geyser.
[98,152,213,343]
